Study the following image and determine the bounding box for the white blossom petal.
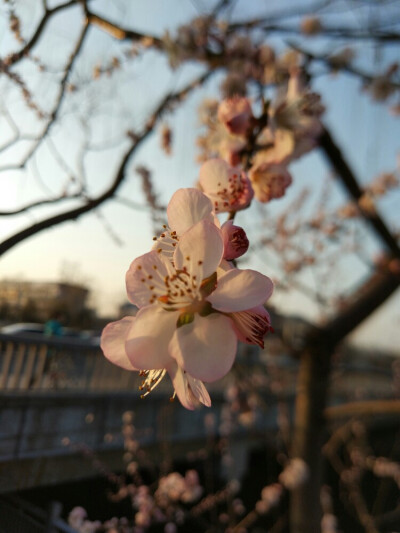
[174,220,223,281]
[199,158,231,192]
[168,362,196,410]
[100,316,137,370]
[169,314,237,382]
[187,374,211,407]
[168,362,211,410]
[167,188,214,235]
[125,306,177,369]
[208,269,273,312]
[126,250,174,308]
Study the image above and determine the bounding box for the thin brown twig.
[0,20,90,174]
[0,193,83,216]
[0,69,214,257]
[1,0,80,66]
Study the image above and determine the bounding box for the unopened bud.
[217,96,253,136]
[221,220,249,260]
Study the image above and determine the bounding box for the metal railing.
[0,495,78,533]
[0,332,138,392]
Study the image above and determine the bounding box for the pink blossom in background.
[219,134,247,166]
[279,458,309,490]
[249,162,293,202]
[101,216,273,409]
[155,470,203,505]
[271,68,324,142]
[199,158,254,213]
[217,96,253,136]
[221,220,249,260]
[250,67,325,168]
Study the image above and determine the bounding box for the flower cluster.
[197,67,325,204]
[101,187,273,409]
[156,470,203,505]
[68,469,203,532]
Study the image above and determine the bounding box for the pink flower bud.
[218,96,253,136]
[221,220,249,260]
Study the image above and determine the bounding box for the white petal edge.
[125,306,177,370]
[100,316,137,370]
[199,158,231,192]
[168,362,195,410]
[167,188,214,235]
[187,374,211,407]
[208,268,274,312]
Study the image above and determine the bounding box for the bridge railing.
[1,331,395,397]
[0,332,278,396]
[0,332,140,392]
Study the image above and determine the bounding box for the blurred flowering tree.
[1,0,400,531]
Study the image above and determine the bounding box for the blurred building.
[0,280,89,322]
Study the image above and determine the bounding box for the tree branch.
[289,42,400,89]
[319,126,400,259]
[1,0,81,67]
[0,193,82,216]
[0,70,213,257]
[86,11,163,47]
[325,399,400,420]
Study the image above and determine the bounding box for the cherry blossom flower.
[156,472,187,503]
[199,158,254,213]
[249,162,293,202]
[101,219,273,409]
[221,220,249,260]
[219,133,248,166]
[153,187,250,267]
[217,96,253,136]
[276,68,324,134]
[260,68,324,165]
[197,122,247,165]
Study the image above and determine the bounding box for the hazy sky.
[0,0,399,350]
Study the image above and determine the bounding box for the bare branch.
[289,42,400,89]
[1,0,81,67]
[0,70,214,257]
[86,11,163,47]
[0,19,90,173]
[325,400,400,420]
[319,127,400,260]
[0,193,82,216]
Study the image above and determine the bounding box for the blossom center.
[157,268,200,310]
[213,173,245,211]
